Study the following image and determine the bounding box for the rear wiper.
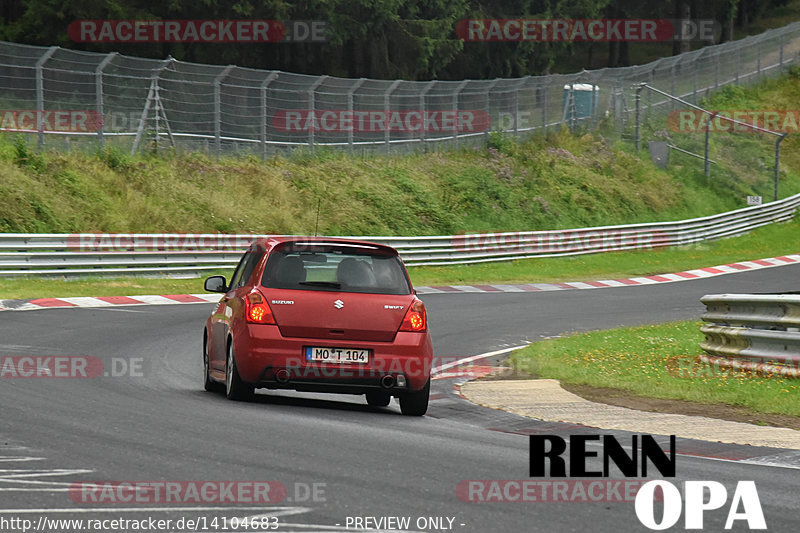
[299,281,341,288]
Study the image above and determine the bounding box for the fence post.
[542,78,553,135]
[513,83,520,137]
[384,80,401,153]
[735,43,740,84]
[308,76,327,151]
[634,84,644,152]
[95,52,117,149]
[214,65,234,158]
[131,58,172,155]
[669,61,676,110]
[705,112,716,179]
[647,63,657,113]
[452,80,468,148]
[419,81,435,151]
[484,79,499,144]
[775,133,788,201]
[541,77,551,134]
[347,78,365,154]
[563,82,576,130]
[757,38,762,79]
[260,71,278,160]
[35,46,58,149]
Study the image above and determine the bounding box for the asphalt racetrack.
[2,264,800,532]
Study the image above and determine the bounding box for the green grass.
[509,320,800,417]
[407,217,800,286]
[1,217,797,299]
[2,106,797,238]
[0,271,229,300]
[2,72,800,300]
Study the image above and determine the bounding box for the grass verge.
[509,320,800,423]
[0,217,797,300]
[406,217,800,286]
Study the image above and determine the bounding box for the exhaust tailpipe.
[380,375,395,389]
[275,369,290,383]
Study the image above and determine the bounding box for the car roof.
[254,236,400,255]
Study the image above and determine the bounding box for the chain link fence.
[1,22,799,157]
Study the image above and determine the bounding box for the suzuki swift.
[203,237,433,415]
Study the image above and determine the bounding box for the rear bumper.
[232,325,433,393]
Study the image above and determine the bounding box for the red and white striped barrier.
[1,253,797,311]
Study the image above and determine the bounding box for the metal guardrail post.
[700,293,800,377]
[95,52,117,148]
[1,194,798,275]
[35,46,58,149]
[260,71,278,160]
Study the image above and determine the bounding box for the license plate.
[305,346,370,364]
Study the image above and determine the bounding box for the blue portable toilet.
[563,83,599,119]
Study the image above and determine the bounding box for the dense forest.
[0,0,789,79]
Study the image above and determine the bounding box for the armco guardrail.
[700,293,800,377]
[0,193,798,277]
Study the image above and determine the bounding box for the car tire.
[225,341,254,401]
[365,390,391,407]
[399,379,430,416]
[204,335,223,393]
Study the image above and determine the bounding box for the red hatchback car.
[203,237,433,415]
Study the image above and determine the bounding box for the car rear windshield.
[261,243,412,295]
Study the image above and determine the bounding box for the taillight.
[399,299,427,332]
[246,290,276,324]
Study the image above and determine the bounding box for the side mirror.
[204,275,228,293]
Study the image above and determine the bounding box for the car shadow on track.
[190,388,406,416]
